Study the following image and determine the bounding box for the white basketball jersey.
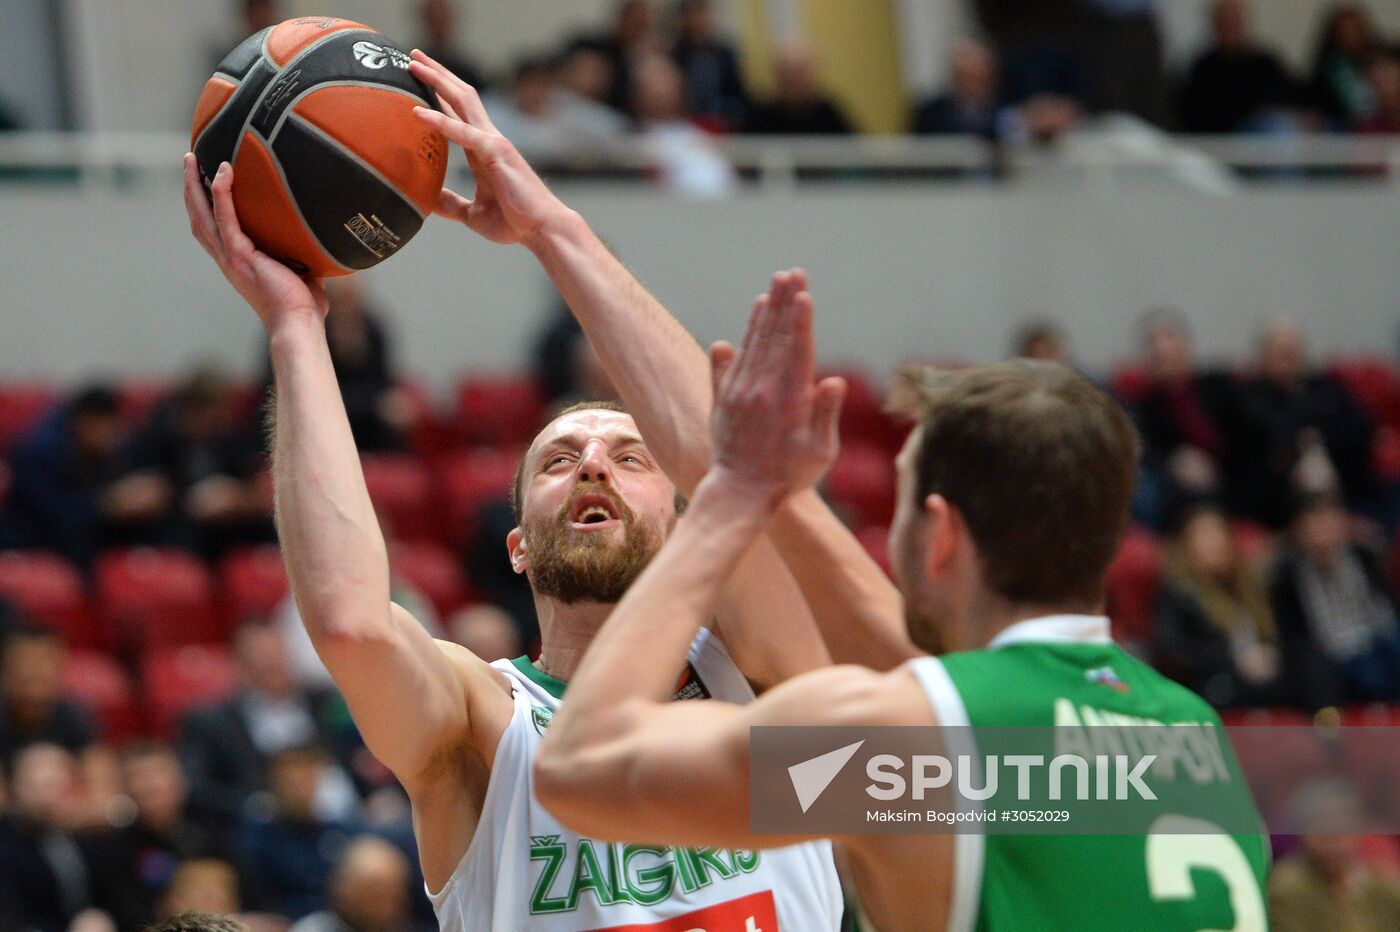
[428,628,843,931]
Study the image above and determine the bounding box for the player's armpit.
[535,664,929,852]
[312,603,510,791]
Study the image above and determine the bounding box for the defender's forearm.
[526,211,714,494]
[268,317,391,636]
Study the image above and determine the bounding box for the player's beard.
[524,483,667,605]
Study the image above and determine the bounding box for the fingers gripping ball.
[192,18,449,277]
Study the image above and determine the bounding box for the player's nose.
[576,439,612,484]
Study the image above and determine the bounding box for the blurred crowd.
[4,278,1400,927]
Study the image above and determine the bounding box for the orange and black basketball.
[191,18,449,277]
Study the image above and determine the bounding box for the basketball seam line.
[229,27,381,172]
[286,111,428,223]
[252,128,355,274]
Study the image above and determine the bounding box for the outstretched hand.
[709,269,845,505]
[408,50,570,246]
[182,153,328,331]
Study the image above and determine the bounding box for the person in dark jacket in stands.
[179,625,358,827]
[744,41,853,135]
[0,385,168,567]
[1228,319,1375,528]
[1154,505,1280,709]
[84,743,229,930]
[912,39,1000,138]
[1271,493,1400,709]
[671,0,748,130]
[1177,0,1307,133]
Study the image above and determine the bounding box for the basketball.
[191,17,449,278]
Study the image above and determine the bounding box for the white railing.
[3,127,1399,191]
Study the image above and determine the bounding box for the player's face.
[515,410,677,604]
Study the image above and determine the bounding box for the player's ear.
[923,494,958,578]
[506,527,529,575]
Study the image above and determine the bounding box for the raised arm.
[537,278,933,851]
[409,52,830,685]
[181,156,494,797]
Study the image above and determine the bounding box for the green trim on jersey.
[934,635,1270,932]
[512,656,568,699]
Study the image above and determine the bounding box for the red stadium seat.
[0,383,58,454]
[0,550,104,650]
[823,366,907,453]
[1328,356,1400,429]
[455,375,548,447]
[1110,364,1151,406]
[824,442,897,528]
[854,524,893,577]
[63,650,141,742]
[219,545,289,624]
[396,380,451,458]
[391,540,472,618]
[142,643,239,738]
[437,447,521,550]
[95,549,223,649]
[1104,528,1163,649]
[118,379,171,427]
[361,454,439,543]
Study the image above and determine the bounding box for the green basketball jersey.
[909,615,1270,932]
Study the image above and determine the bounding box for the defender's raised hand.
[408,50,571,246]
[182,153,328,330]
[709,270,846,505]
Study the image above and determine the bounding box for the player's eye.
[619,454,642,464]
[546,454,573,467]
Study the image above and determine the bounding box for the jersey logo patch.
[1085,666,1129,692]
[588,888,778,930]
[532,705,555,734]
[672,662,711,701]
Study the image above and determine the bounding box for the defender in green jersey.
[534,273,1269,932]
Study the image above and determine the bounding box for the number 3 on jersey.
[1147,816,1267,932]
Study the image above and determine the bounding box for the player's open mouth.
[568,493,622,531]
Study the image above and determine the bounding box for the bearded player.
[529,278,1271,930]
[180,123,844,932]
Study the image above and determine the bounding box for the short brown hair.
[511,400,628,522]
[142,913,248,932]
[893,360,1138,607]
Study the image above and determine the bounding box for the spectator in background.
[1270,779,1400,931]
[0,626,94,767]
[241,0,278,34]
[1309,3,1382,128]
[416,0,486,90]
[1271,493,1400,709]
[144,913,249,932]
[556,40,623,117]
[632,53,738,197]
[591,0,663,117]
[180,625,359,828]
[235,745,357,921]
[124,369,271,559]
[1154,505,1280,709]
[447,604,523,663]
[744,41,854,135]
[0,743,97,931]
[288,836,411,932]
[995,37,1088,143]
[1078,0,1170,126]
[262,280,412,453]
[1229,319,1374,527]
[671,0,748,131]
[912,39,1001,138]
[1130,308,1234,527]
[1011,318,1067,363]
[84,743,229,931]
[482,57,623,166]
[1359,50,1400,134]
[0,385,168,567]
[1178,0,1306,133]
